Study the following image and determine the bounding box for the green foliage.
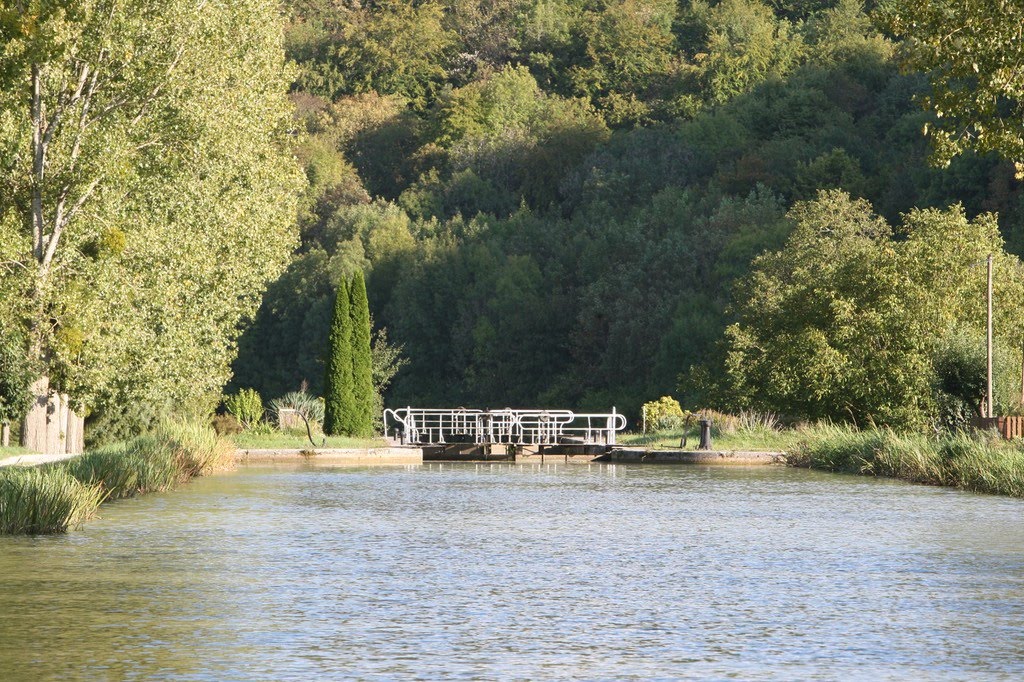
[723,191,1024,429]
[880,0,1024,173]
[229,0,1024,429]
[931,329,1020,431]
[691,0,806,106]
[324,279,354,435]
[347,271,375,437]
[85,395,176,450]
[224,389,265,429]
[371,328,409,432]
[0,321,32,424]
[0,0,304,433]
[288,0,454,106]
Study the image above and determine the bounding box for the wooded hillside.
[232,0,1024,426]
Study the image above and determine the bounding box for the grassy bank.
[0,422,233,534]
[621,412,801,452]
[627,416,1024,498]
[787,425,1024,497]
[0,467,105,534]
[230,431,386,450]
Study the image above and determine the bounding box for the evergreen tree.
[347,271,376,437]
[323,279,354,435]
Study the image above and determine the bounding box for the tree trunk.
[45,391,61,454]
[1,423,9,448]
[72,411,85,454]
[58,393,71,454]
[21,375,50,453]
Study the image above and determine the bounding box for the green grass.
[0,445,31,459]
[787,424,1024,497]
[0,466,105,534]
[231,431,386,450]
[626,418,1024,497]
[1,421,234,535]
[621,425,799,452]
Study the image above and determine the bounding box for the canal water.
[1,463,1023,680]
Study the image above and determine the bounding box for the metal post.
[699,418,712,450]
[988,254,994,419]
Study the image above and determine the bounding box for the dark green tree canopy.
[230,0,1024,428]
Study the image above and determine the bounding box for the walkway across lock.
[383,407,627,447]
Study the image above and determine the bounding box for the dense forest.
[230,0,1024,427]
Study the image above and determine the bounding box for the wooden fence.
[977,416,1024,440]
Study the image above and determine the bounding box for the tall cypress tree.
[323,278,354,436]
[347,270,375,437]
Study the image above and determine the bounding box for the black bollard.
[699,418,712,450]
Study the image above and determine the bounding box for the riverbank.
[786,425,1024,497]
[628,422,1024,498]
[0,422,232,534]
[235,446,422,465]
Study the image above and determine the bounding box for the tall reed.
[788,424,1024,497]
[0,467,104,534]
[1,421,234,534]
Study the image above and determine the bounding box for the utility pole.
[987,254,994,419]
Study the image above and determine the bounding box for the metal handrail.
[384,407,626,446]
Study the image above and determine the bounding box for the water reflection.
[1,463,1023,679]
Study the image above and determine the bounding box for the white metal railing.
[383,407,627,446]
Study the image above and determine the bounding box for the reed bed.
[0,467,105,534]
[1,421,233,534]
[788,424,1024,497]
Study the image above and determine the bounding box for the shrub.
[0,322,33,426]
[212,413,243,436]
[224,388,265,429]
[642,396,687,432]
[270,390,325,427]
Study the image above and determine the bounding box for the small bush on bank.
[224,389,264,429]
[0,467,104,534]
[212,413,243,436]
[642,396,687,432]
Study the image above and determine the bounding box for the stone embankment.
[605,448,786,465]
[235,446,423,465]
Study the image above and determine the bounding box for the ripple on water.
[1,463,1023,680]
